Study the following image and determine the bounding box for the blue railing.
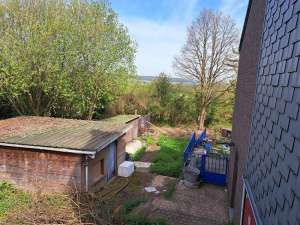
[183,132,196,162]
[199,153,228,186]
[195,129,206,147]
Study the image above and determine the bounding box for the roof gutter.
[0,142,96,159]
[125,115,141,124]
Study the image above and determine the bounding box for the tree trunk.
[198,108,206,130]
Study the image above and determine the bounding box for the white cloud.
[221,0,248,28]
[117,0,202,77]
[117,0,248,77]
[123,18,187,76]
[166,0,200,23]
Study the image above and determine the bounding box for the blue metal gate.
[199,153,228,186]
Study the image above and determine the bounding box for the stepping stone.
[144,186,157,193]
[134,161,152,173]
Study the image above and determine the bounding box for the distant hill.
[138,76,195,85]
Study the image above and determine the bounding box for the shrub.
[146,136,155,145]
[131,146,146,161]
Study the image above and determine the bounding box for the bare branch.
[173,9,239,128]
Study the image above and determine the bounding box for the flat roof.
[0,115,138,155]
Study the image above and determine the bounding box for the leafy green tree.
[0,0,136,119]
[152,73,172,107]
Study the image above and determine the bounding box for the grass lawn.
[150,136,188,177]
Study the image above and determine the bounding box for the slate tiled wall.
[228,1,266,224]
[245,0,300,224]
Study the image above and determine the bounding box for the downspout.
[85,155,89,192]
[84,154,95,192]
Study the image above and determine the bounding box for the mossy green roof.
[0,116,137,153]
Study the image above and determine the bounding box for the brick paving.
[148,182,229,225]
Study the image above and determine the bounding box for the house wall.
[138,114,151,135]
[117,132,131,167]
[126,118,139,139]
[0,146,83,192]
[88,119,140,191]
[88,147,108,190]
[243,0,300,224]
[228,0,266,224]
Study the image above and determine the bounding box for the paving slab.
[148,182,229,225]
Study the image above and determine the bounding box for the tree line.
[0,0,136,120]
[0,1,239,129]
[106,73,235,129]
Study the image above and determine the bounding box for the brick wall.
[244,0,300,224]
[0,147,83,192]
[88,147,107,189]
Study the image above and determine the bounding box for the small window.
[100,159,104,175]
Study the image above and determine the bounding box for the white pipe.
[85,155,89,192]
[0,142,96,157]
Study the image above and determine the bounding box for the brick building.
[229,0,300,224]
[0,115,143,192]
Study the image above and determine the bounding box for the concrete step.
[134,161,152,173]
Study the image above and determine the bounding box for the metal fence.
[183,132,196,162]
[199,153,228,186]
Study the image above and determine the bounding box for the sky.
[110,0,249,77]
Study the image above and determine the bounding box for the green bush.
[131,146,146,161]
[146,136,155,145]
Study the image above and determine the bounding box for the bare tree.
[174,9,239,129]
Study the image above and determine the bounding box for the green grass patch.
[0,181,31,219]
[131,146,146,161]
[150,136,187,177]
[146,136,155,145]
[163,181,177,200]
